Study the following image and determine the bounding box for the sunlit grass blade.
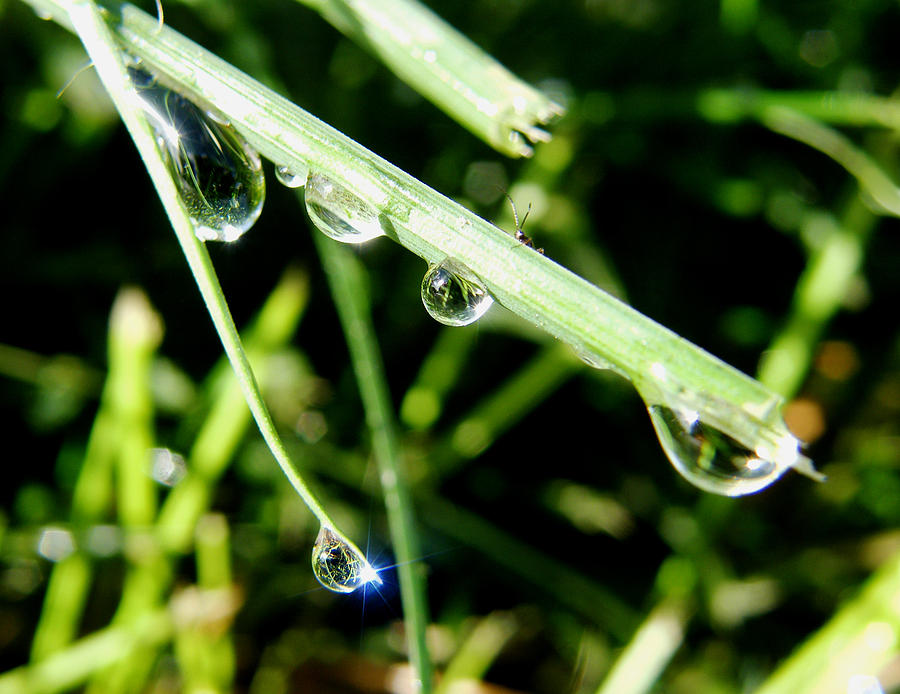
[0,610,173,694]
[313,233,433,691]
[292,0,564,157]
[26,0,816,493]
[755,548,900,694]
[758,195,876,396]
[61,0,367,565]
[30,288,161,664]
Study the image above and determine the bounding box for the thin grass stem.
[292,0,564,157]
[61,0,363,559]
[313,234,433,691]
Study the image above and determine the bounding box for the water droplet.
[275,164,308,189]
[647,404,786,496]
[311,526,381,593]
[421,259,494,327]
[573,346,615,371]
[130,67,265,242]
[304,172,383,243]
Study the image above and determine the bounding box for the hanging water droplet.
[129,66,265,242]
[304,172,384,243]
[311,525,381,593]
[573,346,616,371]
[275,164,308,189]
[421,259,494,327]
[647,404,787,496]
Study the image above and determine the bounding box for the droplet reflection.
[421,259,493,327]
[129,66,265,242]
[304,172,383,243]
[646,404,787,496]
[311,525,381,593]
[275,164,308,189]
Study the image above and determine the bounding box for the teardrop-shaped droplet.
[421,259,494,327]
[130,67,265,242]
[275,164,308,189]
[304,172,383,243]
[311,526,381,593]
[647,404,786,496]
[573,346,615,371]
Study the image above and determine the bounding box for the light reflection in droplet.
[421,259,493,327]
[311,525,382,594]
[304,172,384,243]
[128,65,265,243]
[275,164,308,189]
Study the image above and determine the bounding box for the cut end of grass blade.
[792,455,827,483]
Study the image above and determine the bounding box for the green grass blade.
[293,0,564,157]
[313,233,434,691]
[60,0,365,561]
[25,0,814,490]
[755,548,900,694]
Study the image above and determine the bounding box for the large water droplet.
[130,67,265,242]
[311,526,381,593]
[421,259,494,327]
[647,404,786,496]
[304,172,383,243]
[275,164,308,189]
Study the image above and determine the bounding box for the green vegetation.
[1,0,899,693]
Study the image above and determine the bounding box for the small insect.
[504,192,544,254]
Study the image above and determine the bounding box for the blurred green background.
[1,0,900,692]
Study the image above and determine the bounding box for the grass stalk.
[594,600,689,694]
[444,342,582,464]
[758,195,877,395]
[61,0,364,560]
[0,610,173,694]
[313,234,434,692]
[755,548,900,694]
[30,289,161,663]
[155,268,309,553]
[698,88,900,132]
[23,0,811,489]
[421,493,638,641]
[292,0,564,157]
[173,514,236,693]
[434,612,518,694]
[760,107,900,218]
[399,328,477,431]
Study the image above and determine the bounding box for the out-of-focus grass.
[2,0,900,693]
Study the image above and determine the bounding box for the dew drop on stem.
[129,65,265,242]
[275,164,308,189]
[421,259,494,327]
[311,525,381,594]
[646,404,788,496]
[304,172,384,243]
